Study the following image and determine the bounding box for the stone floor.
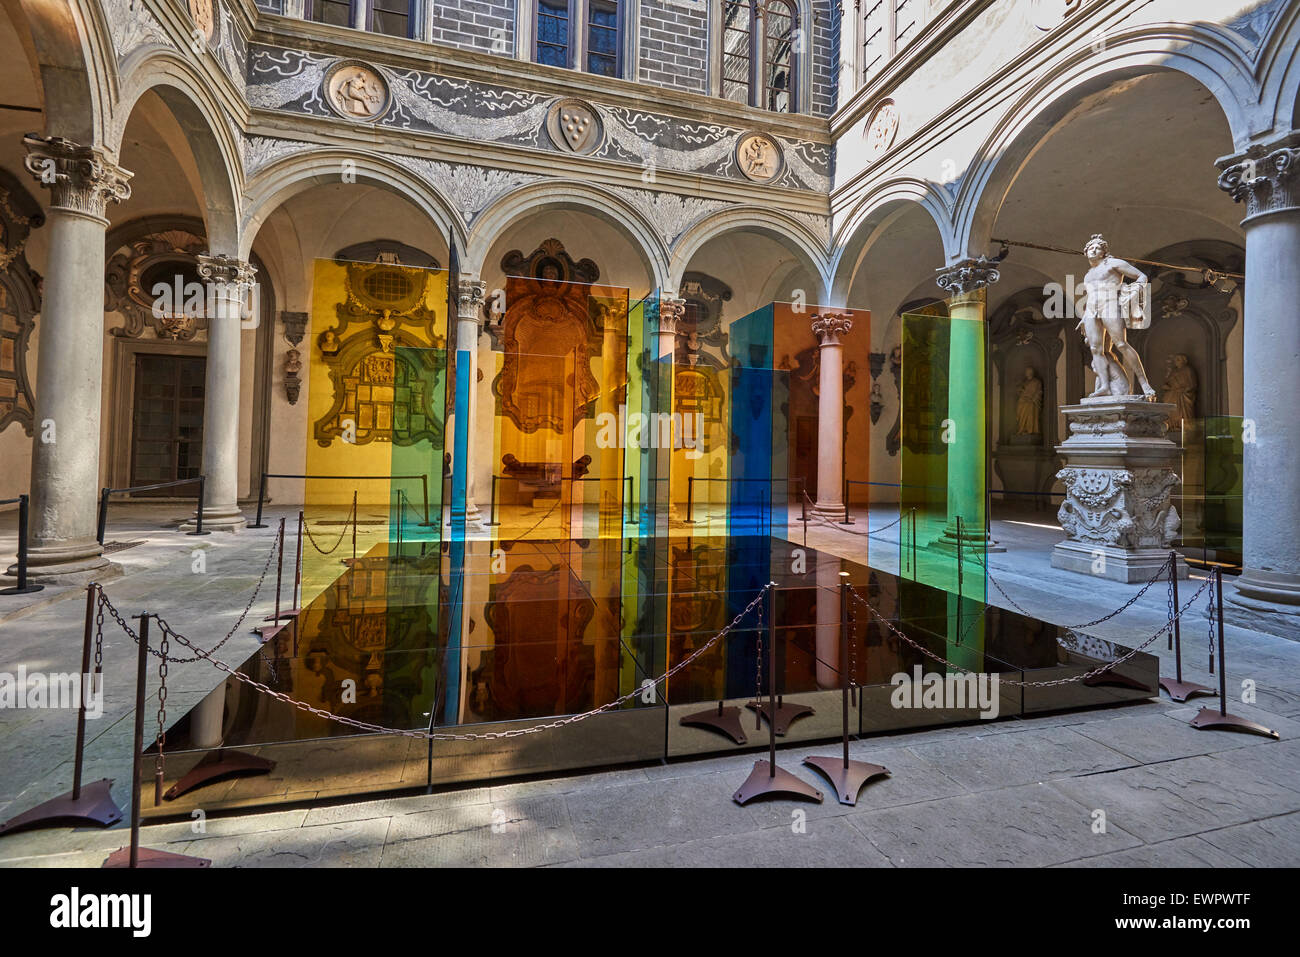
[0,502,1297,867]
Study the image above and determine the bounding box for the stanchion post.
[129,613,149,868]
[1215,569,1227,717]
[249,472,268,529]
[1,494,43,595]
[187,475,209,536]
[351,489,358,564]
[1189,567,1279,739]
[293,510,304,612]
[72,584,98,798]
[486,475,500,527]
[96,487,110,545]
[1159,551,1213,702]
[685,476,695,524]
[421,475,431,526]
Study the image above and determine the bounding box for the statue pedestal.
[1052,398,1189,583]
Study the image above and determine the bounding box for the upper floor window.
[721,0,799,113]
[534,0,625,77]
[307,0,414,38]
[861,0,920,81]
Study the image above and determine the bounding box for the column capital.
[654,297,686,335]
[935,256,1000,298]
[456,277,487,323]
[1217,130,1300,222]
[196,253,257,287]
[22,134,132,222]
[811,312,853,345]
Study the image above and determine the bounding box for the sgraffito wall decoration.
[0,172,43,436]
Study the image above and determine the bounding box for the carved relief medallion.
[324,61,391,122]
[734,132,782,183]
[547,98,603,154]
[864,99,899,162]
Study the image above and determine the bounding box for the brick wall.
[638,0,710,96]
[427,0,517,56]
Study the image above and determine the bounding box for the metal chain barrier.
[1207,570,1217,674]
[850,573,1213,689]
[980,552,1175,631]
[94,525,284,664]
[154,626,169,798]
[121,584,774,743]
[302,499,356,556]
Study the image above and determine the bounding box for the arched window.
[719,0,800,113]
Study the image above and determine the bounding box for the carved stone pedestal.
[1052,398,1189,583]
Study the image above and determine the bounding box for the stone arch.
[668,205,829,299]
[240,150,466,262]
[1257,0,1300,130]
[828,178,956,306]
[468,180,670,290]
[109,50,244,254]
[3,0,108,143]
[954,23,1258,261]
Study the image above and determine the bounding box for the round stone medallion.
[324,61,391,123]
[864,99,899,161]
[734,132,783,184]
[546,98,603,154]
[188,0,215,43]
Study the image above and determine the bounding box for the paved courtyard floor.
[1,503,1298,867]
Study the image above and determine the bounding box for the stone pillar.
[191,254,256,531]
[933,257,1003,552]
[1218,132,1300,631]
[11,135,131,583]
[454,277,486,523]
[654,296,685,359]
[810,312,852,517]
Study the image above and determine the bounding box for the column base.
[932,522,1006,555]
[1051,542,1188,583]
[179,505,247,533]
[1226,568,1300,640]
[812,502,849,522]
[7,541,123,585]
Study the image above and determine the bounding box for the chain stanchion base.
[679,704,748,745]
[1159,677,1217,703]
[1190,707,1280,740]
[1082,671,1155,694]
[0,779,122,835]
[103,847,211,868]
[734,761,823,805]
[0,582,44,595]
[802,757,890,807]
[163,750,276,801]
[255,621,289,643]
[744,698,815,736]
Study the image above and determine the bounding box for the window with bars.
[587,0,620,76]
[722,0,799,113]
[306,0,413,37]
[861,0,924,82]
[537,0,572,68]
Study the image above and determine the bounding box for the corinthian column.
[1217,131,1300,630]
[811,312,853,517]
[653,296,685,359]
[933,256,1003,553]
[191,254,257,531]
[11,135,131,582]
[453,277,486,523]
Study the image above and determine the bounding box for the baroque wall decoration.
[104,226,211,340]
[494,239,603,434]
[311,255,447,448]
[0,173,44,436]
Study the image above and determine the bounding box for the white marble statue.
[1078,234,1156,400]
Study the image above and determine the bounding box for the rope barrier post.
[486,475,500,527]
[103,613,209,868]
[0,494,43,595]
[1190,569,1280,740]
[805,572,890,805]
[734,584,823,805]
[96,487,110,545]
[349,489,358,566]
[1159,551,1213,702]
[420,475,432,527]
[248,472,269,528]
[685,476,696,524]
[257,518,288,642]
[0,583,121,835]
[187,475,210,537]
